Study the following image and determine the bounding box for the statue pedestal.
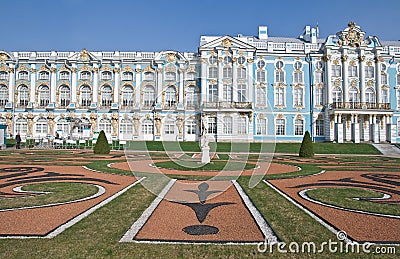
[201,146,210,164]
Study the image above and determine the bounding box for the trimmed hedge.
[299,131,314,158]
[93,130,110,154]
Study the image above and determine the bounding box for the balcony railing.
[331,102,391,110]
[202,102,253,109]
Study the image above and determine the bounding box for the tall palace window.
[0,85,8,106]
[38,85,50,107]
[80,85,91,107]
[101,85,112,106]
[59,85,71,107]
[121,85,134,107]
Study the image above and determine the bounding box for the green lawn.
[124,141,381,155]
[154,160,257,171]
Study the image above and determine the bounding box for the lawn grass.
[0,182,98,210]
[124,141,381,155]
[154,160,257,171]
[306,188,400,216]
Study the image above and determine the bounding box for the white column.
[247,55,254,103]
[50,65,57,103]
[135,65,141,105]
[93,65,98,104]
[30,65,36,103]
[232,60,238,102]
[326,57,332,104]
[113,66,120,103]
[375,58,381,105]
[71,65,77,104]
[178,66,184,108]
[342,53,349,105]
[8,64,15,103]
[156,65,163,104]
[359,53,366,105]
[200,55,207,106]
[217,55,223,102]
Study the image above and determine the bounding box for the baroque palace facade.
[0,22,399,143]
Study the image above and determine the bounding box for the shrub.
[6,138,16,147]
[93,130,110,154]
[299,131,314,158]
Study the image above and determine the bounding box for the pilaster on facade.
[29,64,36,104]
[359,50,366,104]
[93,64,99,104]
[50,65,57,103]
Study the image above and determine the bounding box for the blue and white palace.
[0,22,399,143]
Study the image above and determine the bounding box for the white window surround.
[274,87,285,107]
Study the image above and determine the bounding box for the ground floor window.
[142,119,153,135]
[276,119,285,135]
[316,120,324,136]
[186,119,197,134]
[164,120,175,135]
[294,119,304,136]
[257,118,267,135]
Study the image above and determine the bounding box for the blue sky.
[1,0,399,52]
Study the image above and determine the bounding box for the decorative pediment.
[164,65,176,72]
[38,65,50,72]
[69,49,98,62]
[0,65,11,72]
[58,64,70,71]
[199,35,256,51]
[0,52,11,63]
[337,22,366,47]
[17,64,29,72]
[186,65,197,73]
[100,64,113,71]
[121,65,135,72]
[79,64,93,72]
[142,65,155,73]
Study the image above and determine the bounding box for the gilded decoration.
[258,113,264,119]
[133,113,140,135]
[276,114,284,119]
[111,113,118,136]
[342,55,348,62]
[0,53,8,63]
[166,53,177,63]
[71,68,77,73]
[37,65,49,72]
[17,64,29,72]
[154,114,162,136]
[333,59,340,65]
[337,22,364,47]
[323,55,331,62]
[366,60,373,66]
[186,65,196,73]
[0,65,12,72]
[209,79,217,84]
[100,64,112,71]
[375,56,384,63]
[334,80,341,87]
[359,55,365,62]
[58,64,70,71]
[79,49,91,62]
[114,68,120,73]
[79,64,93,72]
[293,84,303,89]
[200,58,207,64]
[122,65,135,72]
[247,58,254,64]
[349,60,357,66]
[367,80,374,87]
[295,114,303,120]
[5,112,12,135]
[218,57,223,63]
[135,68,141,74]
[222,38,232,48]
[143,65,155,73]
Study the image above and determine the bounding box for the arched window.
[165,72,176,81]
[59,85,71,107]
[237,67,246,79]
[365,66,374,78]
[275,61,285,83]
[256,117,267,135]
[120,119,133,135]
[223,67,232,79]
[143,72,154,81]
[293,71,303,84]
[294,119,304,136]
[349,87,359,104]
[80,71,91,80]
[294,88,303,106]
[315,87,324,106]
[256,70,266,82]
[18,71,29,80]
[223,84,232,102]
[275,87,284,106]
[122,72,133,81]
[164,119,175,135]
[143,86,155,108]
[122,85,134,107]
[101,85,112,106]
[56,118,69,137]
[237,117,247,135]
[101,71,112,81]
[237,84,247,102]
[18,85,29,107]
[348,65,358,77]
[275,119,285,135]
[164,86,177,107]
[36,118,48,135]
[80,85,91,107]
[365,87,375,103]
[0,71,8,80]
[208,67,217,78]
[0,85,8,106]
[315,72,323,83]
[59,71,70,80]
[332,65,341,77]
[142,119,153,134]
[16,118,27,134]
[381,89,389,104]
[256,87,266,106]
[333,87,342,103]
[38,85,50,107]
[208,84,218,102]
[38,71,49,80]
[186,86,198,109]
[223,116,232,134]
[99,118,111,134]
[381,73,388,85]
[186,119,197,134]
[186,72,196,80]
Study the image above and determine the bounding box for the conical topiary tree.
[94,130,110,154]
[299,131,314,158]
